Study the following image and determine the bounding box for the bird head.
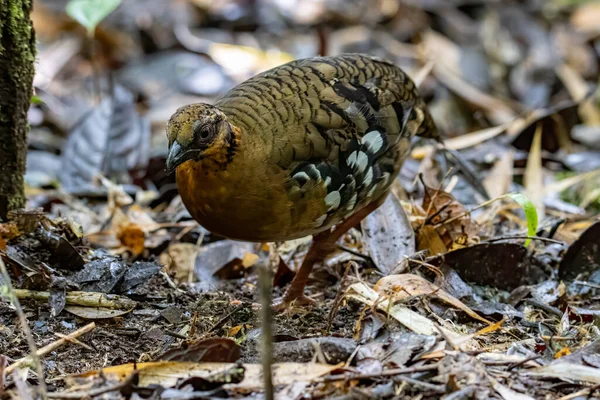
[165,103,235,175]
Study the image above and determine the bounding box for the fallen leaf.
[242,252,259,268]
[160,243,199,284]
[116,222,145,256]
[434,243,546,290]
[374,274,492,325]
[64,305,133,320]
[346,281,436,335]
[559,221,600,280]
[420,181,480,252]
[60,85,150,193]
[158,338,241,363]
[361,192,415,274]
[77,361,337,390]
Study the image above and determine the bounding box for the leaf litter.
[3,0,600,399]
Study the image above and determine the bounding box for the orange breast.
[176,157,330,242]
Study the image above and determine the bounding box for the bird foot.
[272,294,316,312]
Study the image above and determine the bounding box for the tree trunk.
[0,0,36,220]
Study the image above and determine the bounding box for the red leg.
[273,194,388,312]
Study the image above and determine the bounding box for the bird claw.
[272,294,316,312]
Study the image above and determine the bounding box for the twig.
[46,370,138,399]
[202,303,245,336]
[336,244,372,262]
[0,258,48,397]
[393,375,446,393]
[6,322,96,375]
[12,289,137,309]
[556,383,600,400]
[483,236,563,245]
[259,258,274,400]
[525,299,562,317]
[506,354,541,371]
[52,332,93,351]
[319,363,439,382]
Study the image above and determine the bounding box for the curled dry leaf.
[416,182,480,255]
[160,242,199,284]
[374,274,492,325]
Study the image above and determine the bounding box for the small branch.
[259,250,276,400]
[319,363,439,382]
[6,322,96,375]
[483,236,563,245]
[12,289,137,309]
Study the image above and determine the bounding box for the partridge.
[166,53,438,310]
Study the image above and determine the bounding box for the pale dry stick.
[52,333,93,351]
[12,289,137,309]
[6,322,96,375]
[259,256,274,400]
[318,363,439,382]
[556,383,600,400]
[0,257,47,397]
[412,60,435,87]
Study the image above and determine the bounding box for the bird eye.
[192,120,214,143]
[199,129,210,139]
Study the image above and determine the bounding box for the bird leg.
[273,194,388,312]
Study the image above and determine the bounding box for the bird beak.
[165,141,183,175]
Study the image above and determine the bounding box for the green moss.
[0,0,36,214]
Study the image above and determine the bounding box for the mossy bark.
[0,0,35,220]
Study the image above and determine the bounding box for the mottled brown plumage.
[166,54,437,309]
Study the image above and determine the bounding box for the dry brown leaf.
[116,222,145,257]
[420,182,480,252]
[160,243,198,284]
[77,361,337,390]
[416,225,448,255]
[242,252,259,268]
[374,274,492,325]
[0,222,20,243]
[228,325,243,337]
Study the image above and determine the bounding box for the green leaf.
[505,192,539,246]
[30,95,43,104]
[66,0,121,35]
